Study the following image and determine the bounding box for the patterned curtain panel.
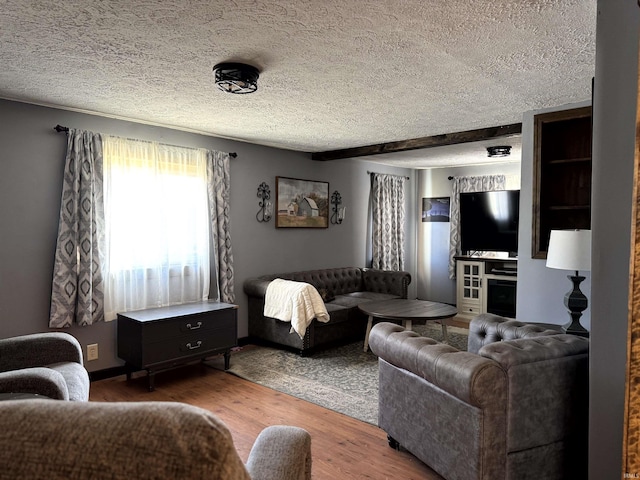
[206,151,235,303]
[49,129,105,328]
[371,173,406,271]
[447,174,506,279]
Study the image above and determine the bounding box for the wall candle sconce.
[330,190,346,224]
[256,182,272,222]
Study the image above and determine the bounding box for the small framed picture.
[422,197,450,222]
[276,176,329,228]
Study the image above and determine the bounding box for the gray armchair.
[0,332,89,401]
[369,313,589,480]
[0,400,312,480]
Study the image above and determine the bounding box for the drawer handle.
[186,341,202,350]
[186,321,202,330]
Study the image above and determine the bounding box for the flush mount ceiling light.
[213,62,259,94]
[486,145,512,158]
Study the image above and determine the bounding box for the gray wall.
[516,100,592,330]
[416,162,520,305]
[590,0,639,477]
[0,99,415,372]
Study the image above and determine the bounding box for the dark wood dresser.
[117,301,238,391]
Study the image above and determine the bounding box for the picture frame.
[276,176,329,228]
[422,197,450,222]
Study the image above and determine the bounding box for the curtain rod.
[367,170,410,180]
[53,124,238,158]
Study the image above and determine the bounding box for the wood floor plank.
[89,362,443,479]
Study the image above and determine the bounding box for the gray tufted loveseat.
[369,313,589,480]
[243,267,411,355]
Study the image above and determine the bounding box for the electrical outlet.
[87,343,98,361]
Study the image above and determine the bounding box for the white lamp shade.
[546,229,591,272]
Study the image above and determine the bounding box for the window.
[102,136,210,320]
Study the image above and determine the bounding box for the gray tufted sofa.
[243,267,411,355]
[369,313,589,480]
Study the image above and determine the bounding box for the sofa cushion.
[48,361,90,401]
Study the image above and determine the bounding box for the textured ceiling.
[0,1,596,168]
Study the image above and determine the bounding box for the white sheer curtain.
[448,174,506,279]
[102,136,211,320]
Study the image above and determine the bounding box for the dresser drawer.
[140,309,236,343]
[141,329,237,366]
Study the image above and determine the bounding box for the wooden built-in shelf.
[547,205,590,211]
[532,106,592,259]
[547,157,592,165]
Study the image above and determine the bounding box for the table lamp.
[545,229,591,337]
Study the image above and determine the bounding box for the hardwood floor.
[446,315,471,329]
[90,362,444,479]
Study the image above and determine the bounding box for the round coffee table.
[359,299,458,352]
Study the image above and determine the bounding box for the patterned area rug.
[209,323,468,425]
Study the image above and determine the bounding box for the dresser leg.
[223,351,231,370]
[148,372,155,392]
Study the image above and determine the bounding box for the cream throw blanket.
[264,279,330,339]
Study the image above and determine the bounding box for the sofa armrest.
[361,268,411,298]
[369,322,506,407]
[0,332,84,372]
[246,425,312,480]
[468,313,563,354]
[480,334,589,457]
[243,277,274,298]
[0,368,69,400]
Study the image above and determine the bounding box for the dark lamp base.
[562,319,590,337]
[562,274,590,338]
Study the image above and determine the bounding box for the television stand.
[490,268,517,276]
[455,256,517,320]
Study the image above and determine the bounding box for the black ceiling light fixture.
[213,62,259,94]
[486,145,512,158]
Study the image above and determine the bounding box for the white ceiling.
[0,1,596,168]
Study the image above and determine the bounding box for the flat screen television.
[459,190,520,254]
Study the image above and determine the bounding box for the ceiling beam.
[311,123,522,161]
